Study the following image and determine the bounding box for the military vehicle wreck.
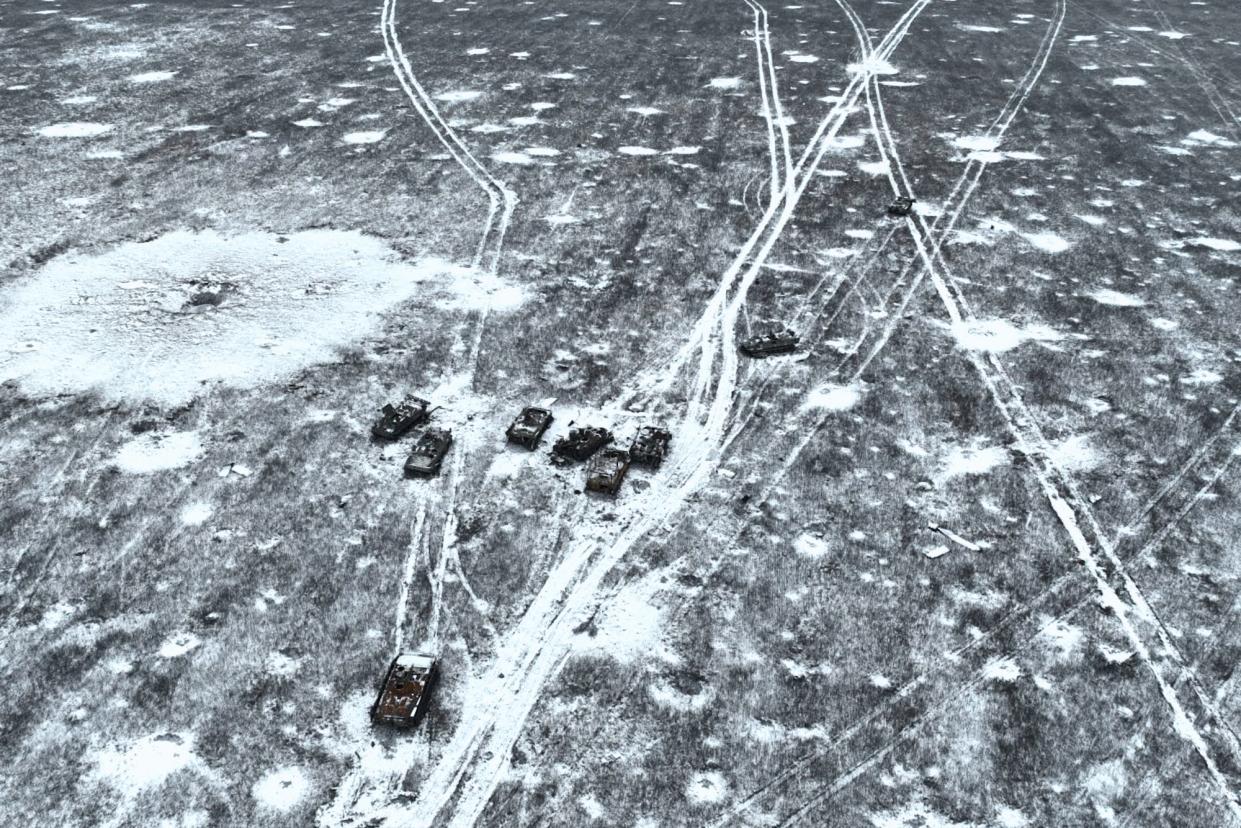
[506,406,554,449]
[552,426,613,463]
[404,428,453,477]
[371,653,438,728]
[739,328,799,358]
[887,195,916,217]
[372,395,430,441]
[586,448,631,495]
[629,425,672,467]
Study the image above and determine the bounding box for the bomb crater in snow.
[0,229,526,406]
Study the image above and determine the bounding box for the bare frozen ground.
[2,0,1241,825]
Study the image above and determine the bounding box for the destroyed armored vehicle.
[586,448,631,495]
[404,428,453,477]
[551,426,613,463]
[372,396,430,441]
[506,406,554,449]
[371,653,438,728]
[629,426,672,468]
[887,195,916,217]
[739,328,799,358]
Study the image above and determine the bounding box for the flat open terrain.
[2,0,1241,825]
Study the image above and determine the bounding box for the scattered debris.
[586,448,632,495]
[629,425,672,467]
[404,428,453,477]
[371,396,430,441]
[552,426,614,463]
[506,406,554,449]
[739,328,799,358]
[371,653,438,727]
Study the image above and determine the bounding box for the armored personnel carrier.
[629,426,672,467]
[586,448,631,495]
[739,328,799,358]
[404,428,453,477]
[506,406,554,449]
[372,396,430,441]
[887,195,916,217]
[371,653,438,728]
[552,426,613,463]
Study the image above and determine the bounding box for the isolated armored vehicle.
[629,426,672,467]
[372,396,430,441]
[404,428,453,477]
[739,328,799,358]
[586,448,631,495]
[552,426,613,463]
[506,406,554,449]
[371,653,438,727]
[887,195,916,217]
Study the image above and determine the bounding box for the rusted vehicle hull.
[586,448,631,495]
[371,653,438,728]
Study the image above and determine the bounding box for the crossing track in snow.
[319,3,941,825]
[743,0,794,203]
[380,0,517,275]
[852,0,1241,816]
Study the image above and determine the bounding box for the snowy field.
[3,0,1241,825]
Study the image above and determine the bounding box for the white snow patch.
[1111,76,1147,86]
[433,89,483,103]
[578,570,677,665]
[1088,288,1145,307]
[617,146,659,156]
[342,130,387,145]
[800,383,860,412]
[1190,237,1239,252]
[794,534,830,559]
[960,23,1004,32]
[949,318,1064,353]
[114,431,204,474]
[179,502,214,527]
[846,56,898,76]
[707,77,743,90]
[1183,368,1223,386]
[158,631,202,659]
[686,771,729,805]
[252,766,310,813]
[666,146,700,155]
[90,733,199,798]
[491,150,533,164]
[37,122,113,138]
[1022,231,1071,253]
[953,134,1001,152]
[129,70,177,83]
[858,159,890,176]
[941,444,1009,479]
[983,656,1022,682]
[0,230,519,406]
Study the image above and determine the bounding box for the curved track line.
[857,0,1241,815]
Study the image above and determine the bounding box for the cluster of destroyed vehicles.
[371,398,673,496]
[367,401,673,725]
[365,200,923,726]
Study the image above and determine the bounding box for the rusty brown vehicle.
[585,448,631,495]
[371,653,438,728]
